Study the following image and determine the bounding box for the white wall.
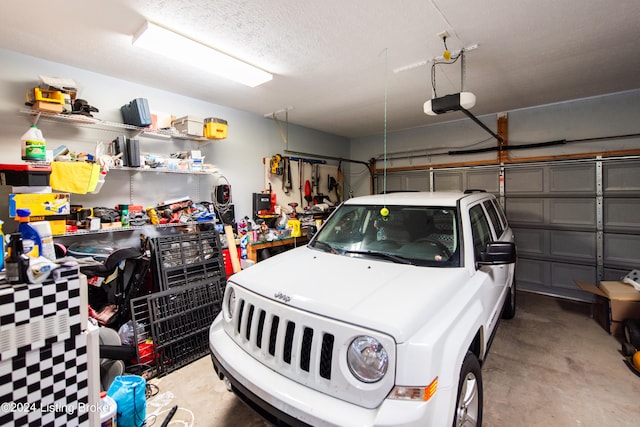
[349,89,640,195]
[0,48,349,232]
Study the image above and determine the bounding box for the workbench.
[247,235,309,262]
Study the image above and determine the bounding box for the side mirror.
[477,241,516,265]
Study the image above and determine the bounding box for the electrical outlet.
[437,30,450,40]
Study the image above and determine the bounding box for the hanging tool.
[336,161,344,202]
[270,154,283,175]
[298,158,303,207]
[282,156,292,193]
[304,180,312,207]
[328,175,338,201]
[312,163,320,195]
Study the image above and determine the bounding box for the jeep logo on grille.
[274,292,291,303]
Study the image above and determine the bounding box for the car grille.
[224,285,396,408]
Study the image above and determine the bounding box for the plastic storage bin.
[172,115,204,136]
[204,117,228,139]
[121,98,152,127]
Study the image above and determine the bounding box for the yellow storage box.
[9,193,71,217]
[32,87,65,104]
[204,117,228,140]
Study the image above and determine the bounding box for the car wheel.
[453,351,483,427]
[501,276,516,319]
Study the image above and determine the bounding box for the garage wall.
[0,48,350,231]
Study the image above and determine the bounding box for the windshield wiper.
[311,240,336,253]
[343,250,415,265]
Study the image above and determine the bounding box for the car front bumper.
[209,315,446,427]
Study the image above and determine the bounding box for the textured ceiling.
[1,0,639,138]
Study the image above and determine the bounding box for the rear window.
[483,199,504,237]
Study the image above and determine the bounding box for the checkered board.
[0,266,90,426]
[0,333,90,426]
[0,265,82,361]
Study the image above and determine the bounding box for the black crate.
[129,295,157,375]
[130,278,225,378]
[150,229,226,291]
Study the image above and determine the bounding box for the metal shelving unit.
[19,109,209,142]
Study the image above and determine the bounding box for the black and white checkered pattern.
[0,266,90,426]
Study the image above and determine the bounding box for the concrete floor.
[147,291,640,426]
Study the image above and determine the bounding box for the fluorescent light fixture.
[132,21,273,88]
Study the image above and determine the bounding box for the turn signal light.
[388,377,438,401]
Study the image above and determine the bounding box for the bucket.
[99,391,117,427]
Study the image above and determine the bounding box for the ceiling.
[1,0,639,139]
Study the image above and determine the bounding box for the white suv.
[209,190,516,426]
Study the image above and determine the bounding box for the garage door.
[375,157,640,301]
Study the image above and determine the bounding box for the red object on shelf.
[0,163,52,186]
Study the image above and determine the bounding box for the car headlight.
[347,335,388,383]
[226,287,236,318]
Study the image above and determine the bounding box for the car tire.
[622,341,636,357]
[453,351,483,427]
[501,276,516,320]
[624,319,640,349]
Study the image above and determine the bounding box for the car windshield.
[310,204,460,267]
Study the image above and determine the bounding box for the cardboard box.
[29,214,68,236]
[575,279,640,336]
[9,193,71,217]
[32,100,64,113]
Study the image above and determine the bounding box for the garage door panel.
[549,198,596,228]
[406,171,429,191]
[551,262,595,291]
[516,259,594,300]
[604,198,640,231]
[512,227,545,255]
[466,170,499,192]
[506,168,543,193]
[383,174,405,192]
[550,230,596,259]
[604,161,640,193]
[553,262,597,301]
[516,259,548,287]
[506,199,545,224]
[604,234,640,266]
[549,164,595,193]
[508,198,596,229]
[434,172,463,191]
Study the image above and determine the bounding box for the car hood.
[229,246,470,342]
